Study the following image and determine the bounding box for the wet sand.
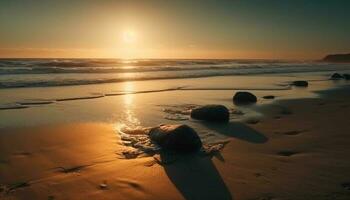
[1,85,350,200]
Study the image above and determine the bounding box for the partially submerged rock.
[292,81,308,87]
[190,104,229,122]
[149,124,202,152]
[233,91,257,105]
[331,73,343,79]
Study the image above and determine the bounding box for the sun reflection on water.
[115,82,140,133]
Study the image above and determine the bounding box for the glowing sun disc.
[122,31,137,44]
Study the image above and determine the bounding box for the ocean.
[1,58,349,89]
[1,58,349,127]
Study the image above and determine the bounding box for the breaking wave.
[0,58,349,88]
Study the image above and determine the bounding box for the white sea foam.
[115,123,231,160]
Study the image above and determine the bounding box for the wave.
[0,68,348,89]
[0,65,266,75]
[0,58,287,68]
[0,58,345,75]
[0,59,349,89]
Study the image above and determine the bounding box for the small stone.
[331,73,343,79]
[99,183,108,190]
[292,81,308,87]
[233,91,257,105]
[263,95,275,99]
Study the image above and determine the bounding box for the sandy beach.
[1,1,350,199]
[1,73,350,200]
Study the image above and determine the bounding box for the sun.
[122,30,137,44]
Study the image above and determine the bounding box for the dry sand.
[1,87,350,200]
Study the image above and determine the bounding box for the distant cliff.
[323,53,350,62]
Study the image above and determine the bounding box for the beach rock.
[99,183,108,190]
[233,91,257,105]
[263,95,275,99]
[149,124,202,152]
[190,104,229,122]
[331,73,343,79]
[292,81,308,87]
[343,74,350,80]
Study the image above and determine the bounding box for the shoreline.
[1,82,350,199]
[0,73,348,124]
[0,68,348,90]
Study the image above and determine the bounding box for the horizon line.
[0,57,321,61]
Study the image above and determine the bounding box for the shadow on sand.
[162,121,268,200]
[161,152,232,200]
[203,121,268,143]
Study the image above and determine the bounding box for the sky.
[0,0,349,59]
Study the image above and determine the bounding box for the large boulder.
[331,73,343,79]
[292,81,308,87]
[233,91,257,105]
[190,104,229,122]
[149,124,202,152]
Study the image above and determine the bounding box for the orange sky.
[1,0,349,60]
[0,47,330,60]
